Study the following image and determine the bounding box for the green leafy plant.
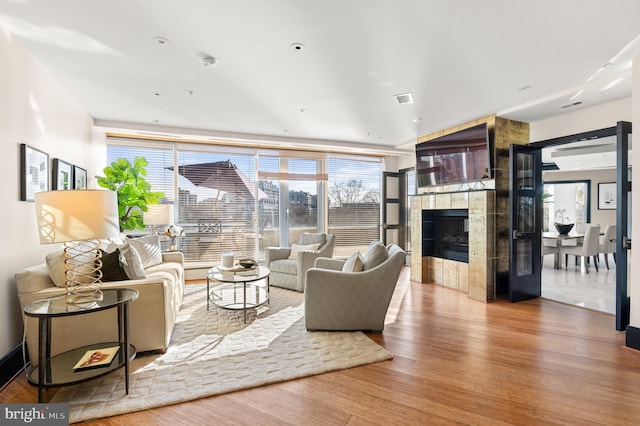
[96,157,164,231]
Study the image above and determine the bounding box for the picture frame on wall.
[20,143,49,202]
[73,165,87,189]
[52,158,73,190]
[598,182,616,210]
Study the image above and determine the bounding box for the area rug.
[51,284,393,423]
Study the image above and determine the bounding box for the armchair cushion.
[300,232,326,246]
[288,243,321,259]
[270,258,298,275]
[363,241,389,270]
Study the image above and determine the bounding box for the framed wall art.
[598,182,616,210]
[52,158,73,190]
[73,165,87,189]
[20,143,49,201]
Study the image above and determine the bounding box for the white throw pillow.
[127,234,163,268]
[342,251,364,273]
[45,251,67,288]
[118,241,146,280]
[288,243,321,260]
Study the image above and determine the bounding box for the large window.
[107,138,383,265]
[327,156,382,257]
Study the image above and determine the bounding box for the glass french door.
[382,172,401,246]
[509,144,543,302]
[616,121,631,331]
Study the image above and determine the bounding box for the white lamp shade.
[143,204,173,225]
[35,190,120,244]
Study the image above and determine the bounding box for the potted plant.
[96,157,165,232]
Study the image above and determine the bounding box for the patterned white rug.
[52,284,393,423]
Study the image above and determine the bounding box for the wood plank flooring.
[3,266,640,425]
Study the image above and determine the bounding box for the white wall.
[542,168,617,230]
[530,97,631,141]
[0,26,105,358]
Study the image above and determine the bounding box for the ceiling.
[3,1,640,156]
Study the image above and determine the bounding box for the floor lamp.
[35,190,120,304]
[143,204,173,235]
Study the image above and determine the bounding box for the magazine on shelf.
[73,346,120,370]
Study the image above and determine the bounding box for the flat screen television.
[416,123,492,187]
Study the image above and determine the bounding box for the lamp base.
[63,240,104,305]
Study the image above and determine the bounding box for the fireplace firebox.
[422,209,469,263]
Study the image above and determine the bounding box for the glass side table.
[23,288,139,402]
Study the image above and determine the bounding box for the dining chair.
[542,242,560,268]
[560,224,601,273]
[597,224,616,270]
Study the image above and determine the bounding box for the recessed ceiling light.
[394,93,413,104]
[202,56,217,67]
[153,36,169,45]
[152,119,160,123]
[153,92,161,96]
[517,85,532,91]
[290,43,306,52]
[413,118,423,123]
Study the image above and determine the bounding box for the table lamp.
[34,190,120,304]
[143,204,173,234]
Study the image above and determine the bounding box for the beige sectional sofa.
[15,246,185,365]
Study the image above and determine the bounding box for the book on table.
[73,346,120,370]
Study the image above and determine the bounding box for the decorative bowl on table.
[238,258,258,269]
[554,223,574,235]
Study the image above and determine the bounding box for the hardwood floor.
[3,266,640,425]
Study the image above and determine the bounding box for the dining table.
[542,231,586,269]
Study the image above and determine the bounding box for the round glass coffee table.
[206,265,270,323]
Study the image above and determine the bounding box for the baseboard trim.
[0,342,27,390]
[626,325,640,351]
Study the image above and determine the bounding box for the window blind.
[328,156,382,257]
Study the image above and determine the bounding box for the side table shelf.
[27,342,136,388]
[23,288,139,402]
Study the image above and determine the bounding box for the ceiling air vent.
[560,100,583,109]
[394,93,414,104]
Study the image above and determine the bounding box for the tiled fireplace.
[411,190,496,301]
[409,115,529,302]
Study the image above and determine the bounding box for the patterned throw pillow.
[342,251,364,272]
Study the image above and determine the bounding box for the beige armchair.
[305,243,406,332]
[265,233,335,292]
